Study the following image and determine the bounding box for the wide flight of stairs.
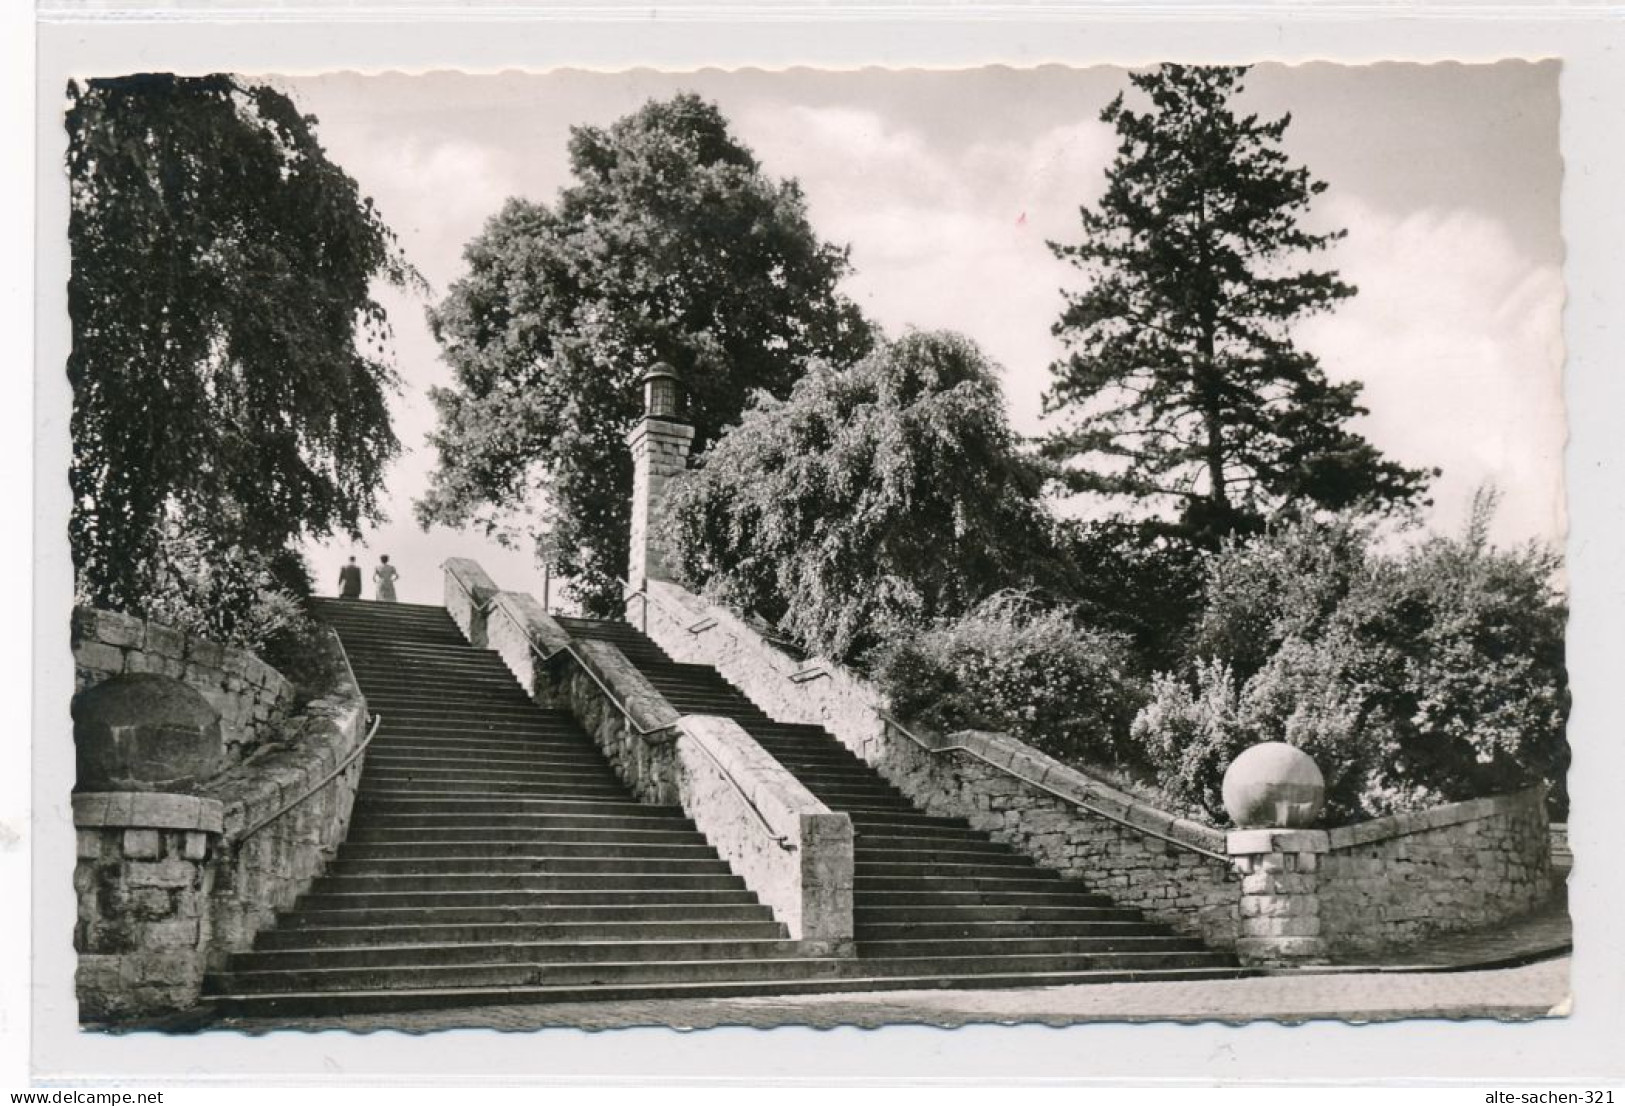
[555,618,1243,982]
[203,599,1241,1018]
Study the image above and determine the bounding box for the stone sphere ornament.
[1222,742,1326,828]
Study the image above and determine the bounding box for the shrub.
[1133,493,1570,823]
[1130,660,1247,819]
[874,592,1142,769]
[132,526,322,671]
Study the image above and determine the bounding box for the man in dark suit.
[338,555,362,599]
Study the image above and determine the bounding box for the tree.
[657,331,1077,662]
[1044,64,1431,547]
[417,94,873,612]
[67,74,412,614]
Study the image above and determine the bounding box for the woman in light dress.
[373,554,400,602]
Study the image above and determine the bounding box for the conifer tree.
[1045,64,1430,546]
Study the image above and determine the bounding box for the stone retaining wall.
[72,607,294,763]
[1318,787,1553,954]
[633,580,1238,949]
[72,623,369,1020]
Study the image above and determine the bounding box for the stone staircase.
[557,616,1244,979]
[203,599,1241,1017]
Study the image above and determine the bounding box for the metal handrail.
[235,711,382,847]
[471,580,795,851]
[877,710,1229,864]
[615,575,728,639]
[440,560,499,614]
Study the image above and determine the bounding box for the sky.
[270,62,1566,606]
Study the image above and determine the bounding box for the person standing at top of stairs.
[373,555,399,602]
[337,556,362,599]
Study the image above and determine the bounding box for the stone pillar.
[626,364,694,589]
[73,792,225,1019]
[1227,828,1329,966]
[443,557,500,647]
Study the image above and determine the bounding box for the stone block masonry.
[627,416,695,588]
[72,606,294,764]
[632,578,1560,965]
[443,556,500,648]
[72,617,370,1020]
[1318,788,1552,955]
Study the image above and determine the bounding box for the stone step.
[208,965,1254,1017]
[310,871,749,894]
[857,935,1211,958]
[852,832,1011,853]
[277,901,778,929]
[343,824,707,844]
[852,873,1068,892]
[362,754,612,776]
[257,918,790,950]
[856,889,1118,908]
[346,812,696,833]
[350,672,524,692]
[294,888,765,910]
[347,657,514,678]
[857,918,1166,940]
[371,703,564,724]
[359,770,622,792]
[339,840,721,861]
[362,691,539,711]
[329,855,735,877]
[369,731,600,752]
[353,796,678,817]
[313,597,454,615]
[854,852,1036,872]
[233,937,806,972]
[843,810,974,831]
[357,777,629,798]
[856,900,1128,920]
[341,638,488,656]
[210,950,1234,996]
[372,721,593,743]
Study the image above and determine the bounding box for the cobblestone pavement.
[210,956,1570,1034]
[1304,895,1571,971]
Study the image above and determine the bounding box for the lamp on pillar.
[641,362,687,422]
[627,361,696,591]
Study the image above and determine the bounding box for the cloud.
[734,104,1116,428]
[740,103,1565,550]
[1299,197,1567,547]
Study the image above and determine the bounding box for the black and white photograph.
[19,1,1625,1084]
[52,58,1577,1038]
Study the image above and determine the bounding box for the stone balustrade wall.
[72,622,369,1021]
[1317,787,1553,954]
[674,716,854,951]
[443,557,500,648]
[72,607,294,763]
